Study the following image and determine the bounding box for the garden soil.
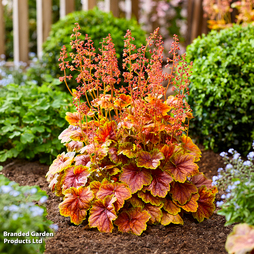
[1,145,234,254]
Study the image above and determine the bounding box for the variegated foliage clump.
[46,23,217,235]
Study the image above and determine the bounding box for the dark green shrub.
[186,24,254,154]
[0,81,74,164]
[41,8,147,91]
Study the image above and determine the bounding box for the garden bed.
[1,145,234,254]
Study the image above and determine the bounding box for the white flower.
[221,194,226,199]
[233,153,240,160]
[8,205,19,212]
[12,213,19,220]
[9,190,20,197]
[217,168,223,173]
[30,206,44,217]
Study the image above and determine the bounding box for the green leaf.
[20,132,35,144]
[31,126,45,133]
[9,131,21,139]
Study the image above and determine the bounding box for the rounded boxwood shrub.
[186,24,254,154]
[41,8,147,91]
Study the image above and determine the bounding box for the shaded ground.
[1,145,233,254]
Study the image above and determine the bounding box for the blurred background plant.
[203,0,254,30]
[0,172,57,254]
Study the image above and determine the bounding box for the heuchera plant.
[46,23,217,235]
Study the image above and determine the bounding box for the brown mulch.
[1,145,233,254]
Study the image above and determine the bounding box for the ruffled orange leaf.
[164,153,199,183]
[181,135,201,162]
[89,195,117,233]
[118,142,136,159]
[192,186,216,222]
[96,182,132,211]
[163,199,181,215]
[80,143,108,161]
[66,140,83,152]
[59,186,94,225]
[226,223,254,254]
[65,112,81,126]
[46,152,74,181]
[114,207,150,235]
[59,125,80,143]
[145,96,171,116]
[120,163,152,194]
[174,193,199,213]
[74,154,91,167]
[161,210,183,226]
[49,172,64,197]
[114,94,132,108]
[136,149,164,169]
[170,181,198,205]
[147,169,173,197]
[108,147,129,165]
[90,181,101,198]
[160,144,175,164]
[128,195,145,209]
[95,121,116,143]
[191,172,213,190]
[143,204,163,224]
[61,165,90,193]
[138,190,163,206]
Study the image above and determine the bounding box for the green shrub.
[0,173,57,254]
[0,81,74,164]
[40,7,147,91]
[186,24,254,154]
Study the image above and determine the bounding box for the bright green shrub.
[0,173,56,254]
[186,24,254,154]
[41,8,147,90]
[0,81,74,164]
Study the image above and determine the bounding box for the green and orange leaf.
[136,149,164,169]
[164,153,199,183]
[114,207,150,235]
[192,186,216,222]
[89,195,117,233]
[118,142,136,159]
[174,193,199,213]
[143,204,163,224]
[65,112,82,126]
[59,186,94,225]
[161,210,183,226]
[96,182,132,211]
[114,94,132,108]
[95,121,116,143]
[46,152,74,180]
[138,190,163,206]
[128,194,145,209]
[163,199,181,215]
[170,181,198,205]
[191,172,213,190]
[90,181,101,198]
[181,135,201,162]
[147,169,173,197]
[61,165,90,193]
[120,163,152,194]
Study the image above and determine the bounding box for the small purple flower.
[39,196,48,204]
[50,224,59,231]
[243,161,251,167]
[228,148,234,154]
[216,201,224,207]
[1,185,13,193]
[225,164,233,170]
[220,152,228,157]
[247,152,254,160]
[217,168,223,173]
[221,194,226,199]
[233,153,240,160]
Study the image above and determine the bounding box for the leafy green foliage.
[40,7,147,91]
[186,24,254,154]
[0,174,56,254]
[46,25,217,235]
[0,81,74,164]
